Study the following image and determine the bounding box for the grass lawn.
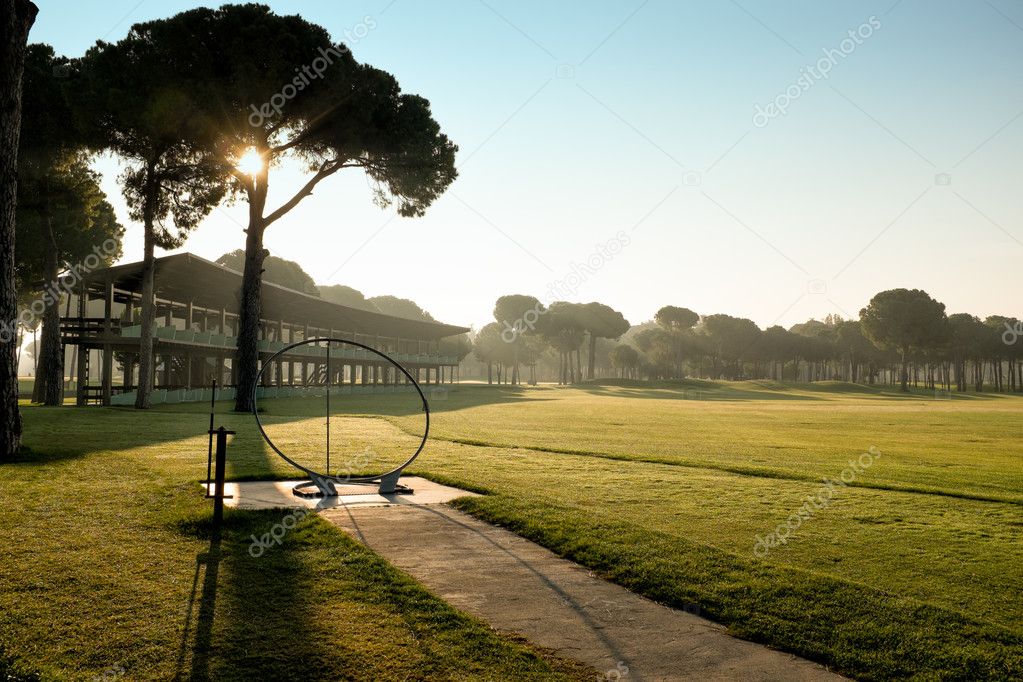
[0,404,592,680]
[3,381,1022,679]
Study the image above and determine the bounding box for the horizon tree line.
[464,289,1021,394]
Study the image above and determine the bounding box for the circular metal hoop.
[251,337,430,484]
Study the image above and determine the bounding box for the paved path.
[206,476,476,511]
[323,504,844,682]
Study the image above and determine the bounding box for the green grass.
[4,381,1022,680]
[0,407,591,681]
[240,382,1023,679]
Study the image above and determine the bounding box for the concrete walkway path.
[323,504,844,682]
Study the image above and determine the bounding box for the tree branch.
[262,160,346,228]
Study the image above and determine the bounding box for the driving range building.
[60,253,468,406]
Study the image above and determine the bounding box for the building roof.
[80,252,469,340]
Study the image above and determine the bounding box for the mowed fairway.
[250,381,1023,679]
[3,381,1021,680]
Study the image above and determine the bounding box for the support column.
[103,278,114,331]
[276,319,284,387]
[101,279,115,405]
[76,346,88,406]
[301,323,309,385]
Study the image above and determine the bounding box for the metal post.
[326,342,331,475]
[210,426,234,533]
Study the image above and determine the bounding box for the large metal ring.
[251,337,430,483]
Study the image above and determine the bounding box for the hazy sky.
[30,0,1023,331]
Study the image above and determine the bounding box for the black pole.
[210,426,233,533]
[326,341,330,475]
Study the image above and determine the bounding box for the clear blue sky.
[29,0,1023,331]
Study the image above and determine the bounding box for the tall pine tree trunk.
[587,332,596,380]
[234,172,269,413]
[0,0,37,460]
[33,241,62,405]
[34,201,62,405]
[899,348,909,392]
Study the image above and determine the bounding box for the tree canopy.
[318,284,372,310]
[216,250,318,295]
[860,288,948,391]
[16,44,123,405]
[80,20,230,409]
[655,305,699,332]
[140,4,457,411]
[367,295,434,322]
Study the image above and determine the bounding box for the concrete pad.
[202,476,477,510]
[323,504,845,682]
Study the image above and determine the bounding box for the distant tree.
[318,284,371,310]
[439,332,473,364]
[538,302,586,384]
[154,5,457,412]
[860,288,948,391]
[368,296,434,322]
[655,306,699,332]
[80,24,229,409]
[946,313,983,392]
[983,316,1019,392]
[609,344,640,379]
[18,158,123,404]
[519,334,548,384]
[633,327,674,379]
[700,314,762,379]
[493,294,542,384]
[835,320,875,383]
[472,322,504,384]
[17,44,82,406]
[621,320,658,344]
[216,250,318,295]
[650,305,700,379]
[578,302,630,380]
[789,319,839,382]
[0,0,39,460]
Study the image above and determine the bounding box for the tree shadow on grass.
[171,502,355,680]
[574,382,822,402]
[158,384,555,420]
[167,420,324,680]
